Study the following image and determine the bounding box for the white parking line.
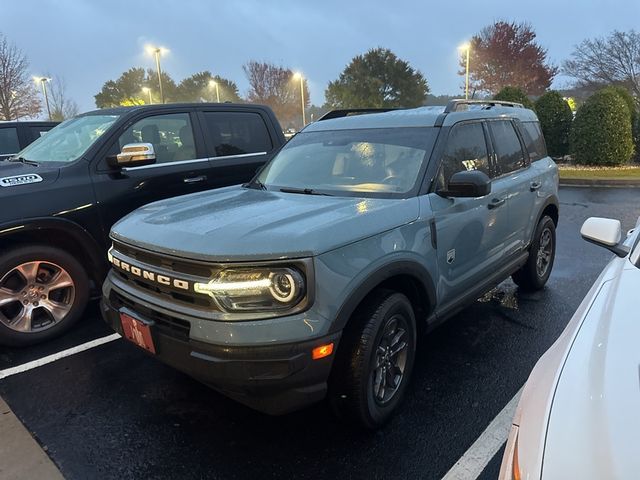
[441,388,522,480]
[0,333,121,380]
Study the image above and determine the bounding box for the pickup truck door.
[91,110,216,239]
[197,109,280,186]
[428,121,509,308]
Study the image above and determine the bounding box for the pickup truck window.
[490,120,526,175]
[118,113,196,164]
[0,127,20,155]
[437,122,490,189]
[203,112,272,157]
[17,115,119,163]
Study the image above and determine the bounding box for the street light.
[142,87,152,104]
[292,72,306,127]
[146,45,167,103]
[33,76,51,120]
[459,42,471,100]
[209,80,220,103]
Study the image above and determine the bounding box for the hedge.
[534,91,573,157]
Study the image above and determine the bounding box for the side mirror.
[580,217,630,258]
[438,170,491,198]
[109,143,156,168]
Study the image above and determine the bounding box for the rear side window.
[202,112,272,157]
[0,127,20,155]
[437,122,490,189]
[490,120,526,175]
[29,126,53,140]
[520,122,547,161]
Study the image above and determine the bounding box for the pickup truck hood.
[111,186,419,262]
[542,259,640,479]
[0,161,60,195]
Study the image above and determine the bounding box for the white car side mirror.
[581,217,629,258]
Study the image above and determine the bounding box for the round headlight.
[269,272,296,302]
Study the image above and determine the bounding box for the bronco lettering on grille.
[109,252,190,291]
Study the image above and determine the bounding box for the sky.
[2,0,640,115]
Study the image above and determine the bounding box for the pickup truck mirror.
[438,170,491,198]
[581,217,630,258]
[109,143,156,168]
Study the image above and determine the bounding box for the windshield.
[16,114,120,163]
[256,127,438,198]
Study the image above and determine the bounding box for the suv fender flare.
[0,217,106,282]
[331,259,437,333]
[533,194,559,234]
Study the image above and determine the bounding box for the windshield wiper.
[8,156,39,166]
[279,187,333,196]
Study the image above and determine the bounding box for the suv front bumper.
[101,282,340,415]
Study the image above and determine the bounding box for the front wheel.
[0,245,89,346]
[329,291,416,429]
[512,215,556,291]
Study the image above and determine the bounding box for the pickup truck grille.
[109,241,219,311]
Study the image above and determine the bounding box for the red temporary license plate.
[120,312,156,354]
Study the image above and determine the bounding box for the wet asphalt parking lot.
[0,186,638,480]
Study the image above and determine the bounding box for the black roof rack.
[317,108,401,121]
[444,99,524,113]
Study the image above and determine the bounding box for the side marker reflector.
[312,343,334,360]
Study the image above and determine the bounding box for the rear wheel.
[329,291,416,429]
[512,215,556,291]
[0,245,89,346]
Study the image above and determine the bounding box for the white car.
[499,216,640,480]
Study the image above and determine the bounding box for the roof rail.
[317,108,400,121]
[444,99,524,113]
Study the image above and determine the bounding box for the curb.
[559,177,640,187]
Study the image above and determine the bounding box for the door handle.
[487,198,506,209]
[183,175,207,184]
[530,181,542,192]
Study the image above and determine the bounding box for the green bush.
[601,86,640,162]
[534,91,573,157]
[570,89,634,166]
[493,86,534,110]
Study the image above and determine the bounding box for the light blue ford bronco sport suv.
[102,100,559,429]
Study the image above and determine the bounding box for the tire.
[329,291,416,429]
[0,245,89,347]
[512,215,556,291]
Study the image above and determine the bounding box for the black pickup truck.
[0,103,285,345]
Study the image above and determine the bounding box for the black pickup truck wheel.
[329,291,416,429]
[0,245,89,346]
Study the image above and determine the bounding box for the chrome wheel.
[536,228,553,278]
[0,261,75,333]
[372,315,409,405]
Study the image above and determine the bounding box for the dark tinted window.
[0,127,20,155]
[119,113,196,164]
[437,122,490,188]
[203,112,272,157]
[490,120,525,175]
[520,122,547,162]
[29,126,54,140]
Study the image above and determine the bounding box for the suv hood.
[0,161,60,194]
[111,186,419,262]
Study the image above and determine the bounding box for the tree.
[461,21,557,96]
[534,91,573,157]
[493,86,534,109]
[176,71,241,103]
[0,33,41,120]
[570,89,634,166]
[94,67,177,108]
[243,61,309,127]
[562,30,640,99]
[325,48,428,109]
[47,75,79,121]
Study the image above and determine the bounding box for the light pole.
[34,76,51,120]
[209,80,220,102]
[146,46,167,103]
[459,42,471,100]
[293,72,306,127]
[142,87,152,104]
